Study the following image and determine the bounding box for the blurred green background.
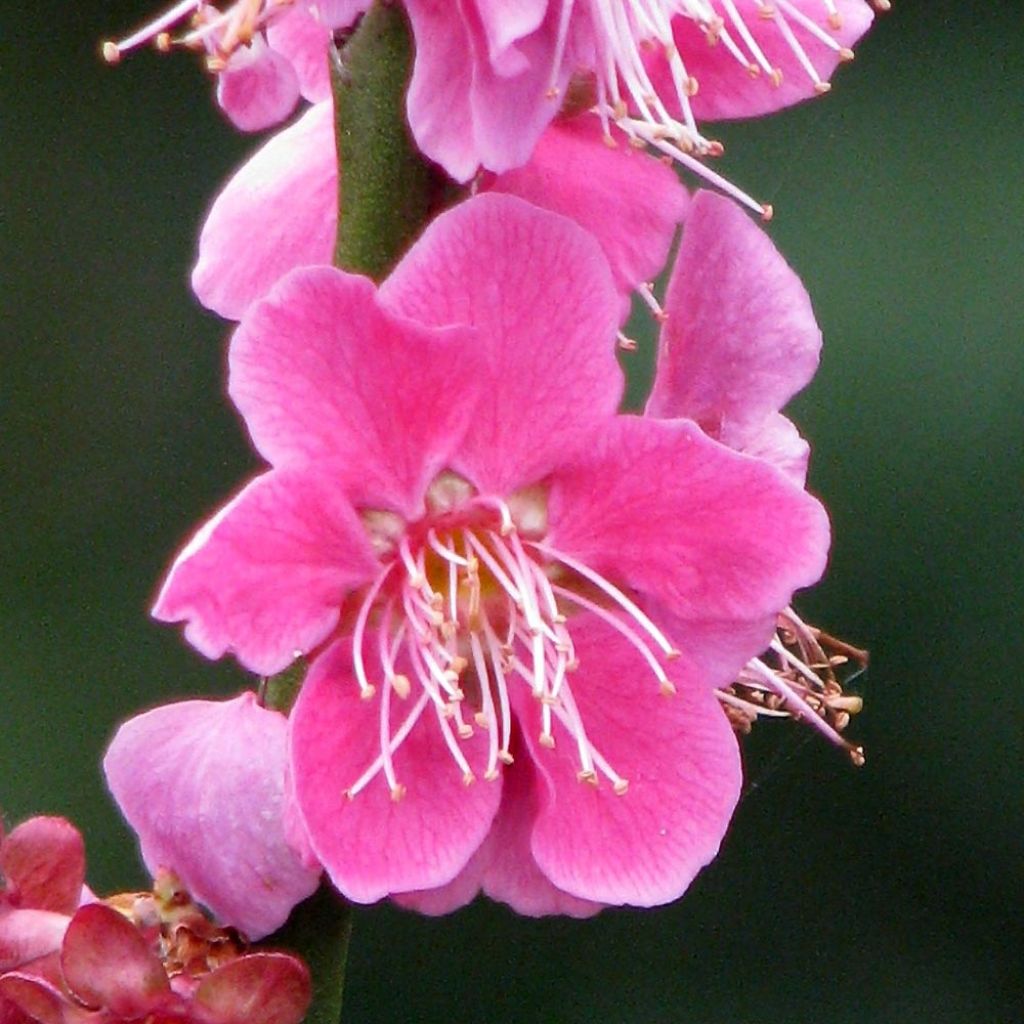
[3,2,1021,1021]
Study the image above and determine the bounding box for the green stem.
[331,1,443,279]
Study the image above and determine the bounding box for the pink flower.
[103,694,321,940]
[154,193,829,914]
[191,102,688,321]
[0,901,310,1024]
[103,1,368,132]
[404,0,878,187]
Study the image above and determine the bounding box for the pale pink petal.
[288,640,502,903]
[60,905,170,1016]
[266,9,331,103]
[647,191,821,451]
[513,616,742,906]
[104,694,321,940]
[193,953,311,1024]
[0,819,84,915]
[192,100,337,321]
[217,37,301,132]
[153,468,379,675]
[0,911,69,973]
[379,194,623,495]
[742,412,811,486]
[547,416,830,621]
[230,268,483,516]
[473,0,548,72]
[650,0,874,122]
[391,856,486,916]
[488,119,689,314]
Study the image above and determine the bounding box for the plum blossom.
[103,694,321,940]
[0,891,311,1024]
[103,1,369,131]
[191,102,688,321]
[153,193,829,914]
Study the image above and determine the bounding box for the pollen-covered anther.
[839,47,855,61]
[497,750,514,766]
[461,771,476,787]
[577,770,599,787]
[389,784,407,802]
[539,732,556,749]
[390,674,411,699]
[813,81,832,94]
[770,67,784,87]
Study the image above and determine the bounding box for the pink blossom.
[103,694,321,940]
[0,902,310,1024]
[192,101,688,321]
[154,193,829,914]
[404,0,878,191]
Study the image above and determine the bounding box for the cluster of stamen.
[718,606,867,764]
[344,474,681,802]
[101,0,294,69]
[549,0,890,218]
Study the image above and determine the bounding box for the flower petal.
[547,416,830,621]
[193,953,311,1024]
[153,468,379,676]
[289,640,502,903]
[104,694,321,940]
[0,911,70,973]
[0,819,84,916]
[742,412,811,486]
[217,37,301,132]
[513,616,742,906]
[60,905,170,1016]
[488,119,689,314]
[229,268,483,517]
[192,100,337,321]
[647,191,821,451]
[379,193,623,495]
[0,971,68,1024]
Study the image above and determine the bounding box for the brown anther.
[391,674,411,699]
[686,76,699,98]
[457,723,474,740]
[390,784,407,802]
[828,12,843,29]
[497,750,515,766]
[613,779,630,796]
[770,67,784,88]
[101,41,122,64]
[474,711,489,727]
[360,684,376,701]
[539,732,556,749]
[484,768,500,781]
[155,32,172,52]
[839,47,855,62]
[577,769,599,786]
[814,81,832,95]
[462,771,476,786]
[659,680,678,697]
[761,203,774,222]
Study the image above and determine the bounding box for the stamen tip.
[457,724,474,739]
[576,770,599,787]
[613,779,630,796]
[473,711,489,727]
[360,684,377,701]
[770,67,784,88]
[546,86,560,100]
[155,31,172,52]
[828,12,843,29]
[761,203,774,223]
[101,41,121,64]
[665,648,681,661]
[484,768,500,782]
[390,784,407,802]
[539,733,556,749]
[839,47,855,62]
[814,81,832,95]
[497,750,514,765]
[849,746,866,767]
[462,771,476,787]
[659,680,677,697]
[391,674,411,699]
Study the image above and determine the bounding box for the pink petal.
[193,101,337,320]
[651,0,874,122]
[266,9,330,103]
[288,640,502,903]
[379,194,623,495]
[547,416,830,621]
[742,412,811,486]
[513,615,742,906]
[229,268,483,518]
[0,819,84,915]
[153,467,379,675]
[0,972,69,1024]
[60,905,170,1016]
[103,694,321,940]
[217,37,301,132]
[488,119,689,314]
[647,191,821,457]
[193,953,311,1024]
[0,911,70,973]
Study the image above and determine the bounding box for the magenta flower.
[103,694,321,940]
[404,0,878,187]
[0,902,310,1024]
[191,103,688,321]
[152,193,828,914]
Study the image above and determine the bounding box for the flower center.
[345,472,680,802]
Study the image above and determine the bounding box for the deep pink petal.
[60,905,169,1016]
[0,819,84,915]
[513,616,742,906]
[193,953,311,1024]
[0,972,69,1024]
[217,38,301,132]
[547,416,830,621]
[104,694,321,940]
[266,10,330,103]
[192,101,337,320]
[647,191,821,452]
[229,268,483,517]
[153,468,378,675]
[289,640,502,903]
[650,0,874,122]
[379,194,623,495]
[488,119,689,313]
[0,911,69,973]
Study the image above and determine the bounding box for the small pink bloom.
[155,194,829,913]
[192,103,688,320]
[0,901,310,1024]
[103,694,321,940]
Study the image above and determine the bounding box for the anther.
[659,680,677,697]
[484,768,500,781]
[577,769,599,786]
[391,674,411,699]
[539,733,556,749]
[828,12,842,29]
[613,779,629,795]
[101,41,122,64]
[813,81,832,94]
[457,723,474,740]
[770,67,784,87]
[360,684,376,701]
[462,771,476,786]
[497,750,514,765]
[474,711,489,727]
[155,31,172,51]
[761,204,774,222]
[839,47,855,61]
[390,784,407,802]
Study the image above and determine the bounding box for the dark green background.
[3,3,1021,1021]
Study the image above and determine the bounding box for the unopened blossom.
[103,1,369,131]
[191,101,688,320]
[154,194,829,913]
[103,694,321,939]
[0,894,310,1024]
